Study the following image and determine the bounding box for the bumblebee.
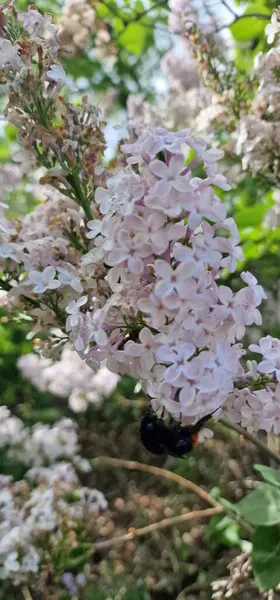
[140,411,216,458]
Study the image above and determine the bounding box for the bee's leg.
[189,407,221,434]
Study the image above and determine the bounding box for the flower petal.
[149,159,168,179]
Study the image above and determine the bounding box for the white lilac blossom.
[265,10,280,44]
[46,64,77,91]
[0,407,25,447]
[0,39,22,69]
[249,336,280,381]
[58,0,96,53]
[18,9,57,40]
[22,419,79,466]
[0,408,80,466]
[58,0,117,67]
[161,44,199,92]
[168,0,196,33]
[26,266,61,294]
[18,346,119,412]
[0,404,108,588]
[0,465,107,586]
[230,9,280,182]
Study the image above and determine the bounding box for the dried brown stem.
[92,456,221,508]
[95,506,222,550]
[92,456,254,536]
[22,588,33,600]
[176,580,210,599]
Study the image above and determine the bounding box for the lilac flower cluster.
[18,346,119,412]
[0,4,279,435]
[0,407,107,586]
[0,464,107,585]
[231,9,280,184]
[63,128,267,425]
[0,406,83,466]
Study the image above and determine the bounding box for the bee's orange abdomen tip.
[192,432,199,447]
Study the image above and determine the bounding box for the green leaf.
[206,515,242,548]
[95,2,111,17]
[252,526,280,591]
[254,465,280,489]
[230,5,270,42]
[235,204,271,229]
[179,543,190,560]
[113,16,125,33]
[184,148,197,167]
[119,23,147,54]
[236,484,280,526]
[30,408,62,423]
[5,123,17,141]
[62,54,99,80]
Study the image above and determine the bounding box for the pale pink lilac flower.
[46,64,77,91]
[26,266,61,294]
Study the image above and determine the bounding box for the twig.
[22,588,33,600]
[92,456,221,508]
[176,580,210,599]
[133,0,168,22]
[101,0,167,26]
[93,456,254,536]
[220,0,237,17]
[232,12,270,21]
[217,11,270,32]
[95,507,222,550]
[219,418,280,466]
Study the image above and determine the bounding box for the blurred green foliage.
[229,466,280,591]
[0,312,67,422]
[84,581,151,600]
[10,0,170,106]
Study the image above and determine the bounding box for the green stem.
[66,230,87,253]
[44,294,66,326]
[31,93,50,129]
[67,171,93,220]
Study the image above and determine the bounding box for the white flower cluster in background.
[126,5,230,162]
[18,346,119,412]
[231,9,280,183]
[0,464,107,585]
[0,406,81,466]
[58,0,96,52]
[58,0,117,66]
[0,402,107,586]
